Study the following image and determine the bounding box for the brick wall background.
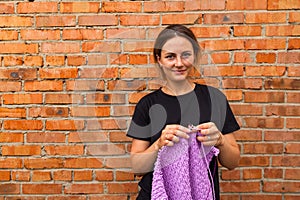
[0,0,299,199]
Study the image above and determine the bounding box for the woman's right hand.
[157,124,191,149]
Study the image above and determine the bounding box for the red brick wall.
[0,0,299,199]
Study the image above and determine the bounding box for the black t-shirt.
[127,83,240,199]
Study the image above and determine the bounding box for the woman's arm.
[196,122,240,170]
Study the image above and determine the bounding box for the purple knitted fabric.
[151,132,219,200]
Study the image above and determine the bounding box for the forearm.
[130,141,160,174]
[217,134,240,170]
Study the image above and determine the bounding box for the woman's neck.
[162,80,195,96]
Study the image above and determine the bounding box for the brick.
[12,171,30,181]
[234,52,252,63]
[244,91,284,102]
[287,118,300,128]
[68,132,108,143]
[45,56,65,66]
[0,16,32,27]
[24,80,63,91]
[24,158,63,169]
[27,132,65,143]
[107,183,138,194]
[266,25,300,36]
[265,78,300,90]
[4,93,29,106]
[234,25,262,36]
[226,0,267,10]
[123,41,154,52]
[204,13,244,24]
[245,12,286,23]
[203,66,243,76]
[162,13,202,25]
[36,16,76,27]
[0,171,10,181]
[231,104,263,116]
[144,1,184,12]
[102,2,141,12]
[0,43,38,54]
[65,184,103,194]
[272,156,300,167]
[112,105,135,116]
[32,171,51,182]
[120,67,158,78]
[78,15,117,26]
[61,2,99,13]
[246,66,286,76]
[79,67,118,78]
[285,143,300,154]
[20,30,60,40]
[64,158,103,169]
[30,105,68,118]
[24,56,43,67]
[285,169,300,180]
[223,90,243,101]
[0,3,14,14]
[264,168,283,179]
[3,120,43,130]
[222,78,263,89]
[45,120,85,131]
[288,66,300,77]
[0,67,22,78]
[0,30,18,40]
[2,145,40,156]
[70,106,110,117]
[211,52,230,64]
[278,52,300,63]
[86,93,126,104]
[0,184,20,194]
[109,53,128,65]
[0,107,26,118]
[66,80,105,91]
[287,92,300,103]
[185,0,225,10]
[256,53,276,63]
[22,184,62,194]
[45,94,84,104]
[268,0,300,10]
[0,132,23,143]
[120,14,160,26]
[107,80,146,91]
[289,11,300,22]
[39,68,78,79]
[243,168,262,179]
[263,181,300,193]
[86,144,125,156]
[105,157,131,168]
[221,169,241,180]
[239,156,269,166]
[201,39,244,51]
[82,41,121,53]
[3,56,23,66]
[265,131,300,141]
[95,170,113,181]
[63,29,103,40]
[266,105,300,116]
[244,143,283,154]
[0,158,22,169]
[0,81,21,92]
[220,181,260,192]
[233,130,262,141]
[53,170,72,181]
[74,170,93,181]
[87,55,108,65]
[17,2,58,13]
[41,42,80,53]
[245,39,286,50]
[86,119,127,131]
[45,145,84,156]
[115,170,135,181]
[244,117,284,128]
[190,27,230,38]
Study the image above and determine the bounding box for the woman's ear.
[156,55,162,66]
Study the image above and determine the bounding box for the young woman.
[127,24,240,200]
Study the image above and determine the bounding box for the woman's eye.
[165,55,175,60]
[182,53,191,59]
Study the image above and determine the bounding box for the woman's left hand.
[195,122,225,147]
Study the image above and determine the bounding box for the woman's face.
[158,36,195,83]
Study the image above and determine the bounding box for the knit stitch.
[151,132,219,200]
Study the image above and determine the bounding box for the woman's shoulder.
[195,83,226,97]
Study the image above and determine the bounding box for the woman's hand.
[157,124,190,149]
[195,122,225,147]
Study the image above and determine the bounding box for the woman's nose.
[175,55,183,67]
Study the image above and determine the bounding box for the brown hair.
[153,24,200,65]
